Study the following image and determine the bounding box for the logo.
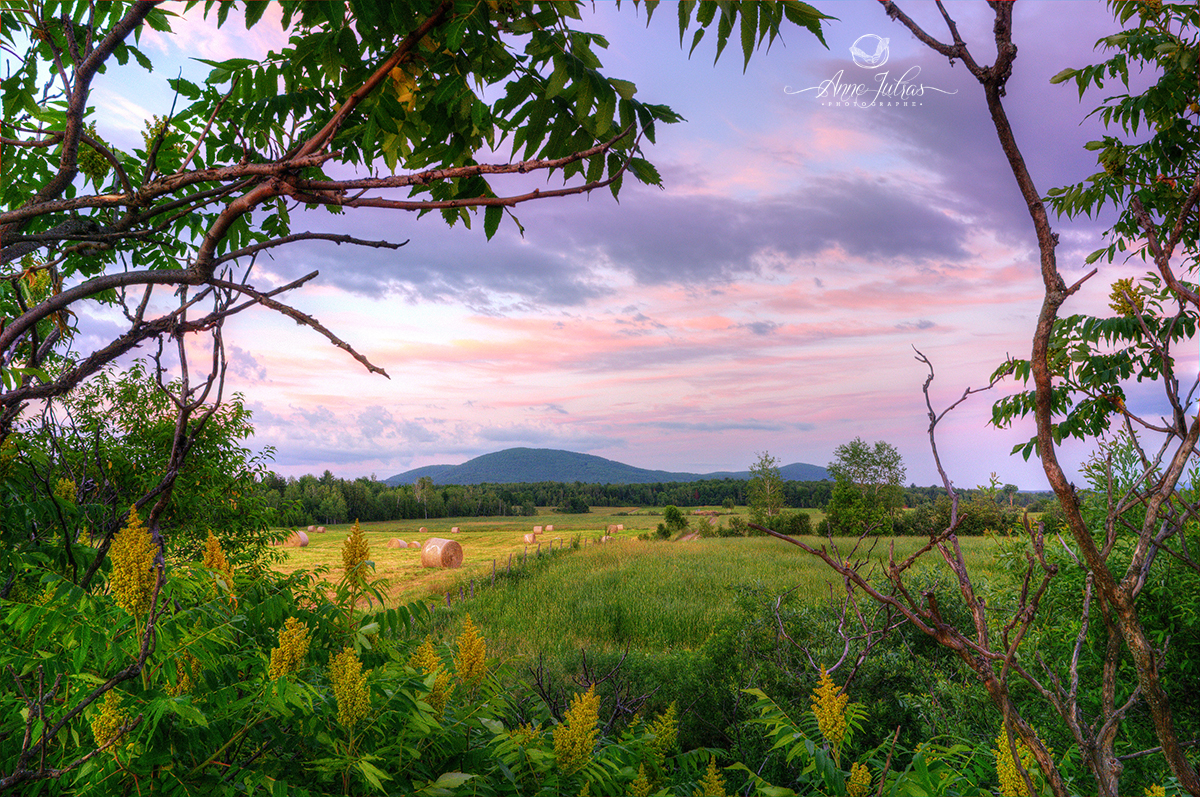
[784,32,957,109]
[849,34,889,69]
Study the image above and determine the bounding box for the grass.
[440,533,1006,657]
[272,507,716,604]
[272,508,1006,659]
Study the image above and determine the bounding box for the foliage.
[36,361,280,568]
[656,504,689,538]
[556,494,591,514]
[749,451,786,524]
[824,438,906,536]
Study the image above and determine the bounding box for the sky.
[78,1,1194,489]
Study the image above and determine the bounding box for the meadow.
[274,507,1006,654]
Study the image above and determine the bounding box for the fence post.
[470,579,475,599]
[445,592,451,607]
[507,553,512,574]
[459,584,464,602]
[492,558,496,587]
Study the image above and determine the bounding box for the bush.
[773,510,813,536]
[721,516,749,537]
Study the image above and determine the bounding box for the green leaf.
[609,78,636,100]
[740,1,758,71]
[1049,67,1078,84]
[484,205,503,240]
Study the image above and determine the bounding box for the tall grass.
[441,535,1005,656]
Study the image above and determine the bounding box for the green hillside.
[383,447,829,486]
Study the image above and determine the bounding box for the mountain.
[382,448,829,486]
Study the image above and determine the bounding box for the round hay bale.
[307,525,316,533]
[451,526,460,533]
[419,526,428,533]
[421,538,463,569]
[606,524,618,534]
[600,535,613,543]
[533,525,543,533]
[545,525,554,532]
[316,526,326,533]
[523,532,538,544]
[387,538,407,549]
[616,524,624,531]
[409,540,421,549]
[285,531,309,548]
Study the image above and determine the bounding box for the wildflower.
[693,756,726,797]
[811,666,849,761]
[1145,786,1167,797]
[328,647,370,730]
[410,635,454,717]
[54,477,76,504]
[1108,277,1144,317]
[847,762,872,797]
[629,763,652,797]
[268,617,311,680]
[109,506,157,619]
[91,690,131,755]
[202,530,236,603]
[167,650,202,697]
[993,727,1039,797]
[342,519,370,579]
[554,685,600,775]
[647,701,678,763]
[454,613,487,688]
[509,721,541,747]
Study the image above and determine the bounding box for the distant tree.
[413,476,435,520]
[824,438,907,536]
[826,437,907,503]
[748,451,786,525]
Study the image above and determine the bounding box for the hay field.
[271,507,685,604]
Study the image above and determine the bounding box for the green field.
[274,508,1003,655]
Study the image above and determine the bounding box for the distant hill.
[383,448,829,486]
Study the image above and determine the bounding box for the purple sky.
[82,2,1188,489]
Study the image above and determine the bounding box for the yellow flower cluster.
[167,650,202,697]
[410,635,454,717]
[268,617,311,680]
[329,647,370,730]
[202,530,236,604]
[629,763,652,797]
[1108,277,1144,317]
[811,666,849,760]
[554,685,600,775]
[993,727,1038,797]
[54,477,76,503]
[509,721,541,747]
[847,762,872,797]
[91,690,130,755]
[647,701,678,763]
[1145,785,1167,797]
[109,506,156,619]
[693,756,726,797]
[342,520,369,579]
[454,614,487,688]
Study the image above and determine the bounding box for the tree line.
[252,468,1054,528]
